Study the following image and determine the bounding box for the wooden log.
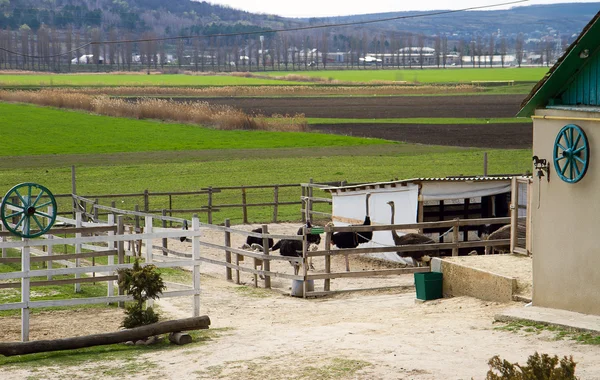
[168,332,193,345]
[0,316,211,357]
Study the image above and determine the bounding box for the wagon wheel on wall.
[553,124,590,184]
[1,183,57,238]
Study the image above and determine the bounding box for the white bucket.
[291,280,314,297]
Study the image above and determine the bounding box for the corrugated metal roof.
[518,11,600,117]
[323,175,531,192]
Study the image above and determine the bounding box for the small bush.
[118,260,166,329]
[486,352,578,380]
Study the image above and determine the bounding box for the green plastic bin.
[414,272,443,301]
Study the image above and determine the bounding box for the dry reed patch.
[43,84,480,97]
[0,90,306,132]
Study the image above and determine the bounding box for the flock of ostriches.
[241,194,446,274]
[240,192,514,274]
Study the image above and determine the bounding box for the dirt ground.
[3,223,600,379]
[172,95,524,119]
[311,122,532,149]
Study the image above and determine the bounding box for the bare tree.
[515,33,524,67]
[20,25,30,70]
[74,29,81,67]
[65,26,73,72]
[458,39,466,68]
[476,35,483,68]
[108,28,117,70]
[434,35,441,68]
[125,32,133,71]
[321,32,328,69]
[406,32,413,68]
[193,37,199,72]
[500,37,507,67]
[282,35,289,70]
[176,38,184,70]
[470,38,476,68]
[488,34,495,67]
[417,34,425,69]
[544,40,554,66]
[91,28,101,71]
[441,35,448,68]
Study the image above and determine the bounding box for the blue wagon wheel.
[0,183,57,238]
[553,124,589,184]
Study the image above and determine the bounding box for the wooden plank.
[510,177,518,253]
[0,276,119,289]
[306,239,511,257]
[326,217,512,233]
[307,267,429,280]
[197,255,302,281]
[224,219,232,281]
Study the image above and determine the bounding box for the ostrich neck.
[389,204,401,241]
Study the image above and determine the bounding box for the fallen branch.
[0,316,210,357]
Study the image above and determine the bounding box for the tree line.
[0,25,562,72]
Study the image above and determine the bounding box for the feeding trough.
[0,183,57,238]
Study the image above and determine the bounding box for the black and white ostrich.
[387,200,439,266]
[271,222,321,275]
[244,227,274,250]
[330,193,373,271]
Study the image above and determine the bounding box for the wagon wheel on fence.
[1,183,58,238]
[553,124,590,184]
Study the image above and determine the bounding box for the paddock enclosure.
[0,174,532,342]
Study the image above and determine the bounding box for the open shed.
[518,11,600,315]
[324,176,527,264]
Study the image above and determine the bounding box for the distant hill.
[0,0,597,40]
[298,3,600,38]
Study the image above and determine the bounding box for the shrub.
[117,260,166,329]
[486,352,578,380]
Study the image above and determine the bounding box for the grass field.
[0,103,388,157]
[265,67,548,83]
[0,74,305,87]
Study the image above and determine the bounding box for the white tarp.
[420,181,511,201]
[331,184,419,264]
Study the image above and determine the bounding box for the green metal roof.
[518,11,600,117]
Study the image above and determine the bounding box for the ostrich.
[484,223,527,254]
[271,222,321,275]
[330,193,373,271]
[387,200,439,266]
[245,227,274,250]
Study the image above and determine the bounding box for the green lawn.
[265,67,548,83]
[0,103,389,157]
[306,117,528,125]
[0,74,305,87]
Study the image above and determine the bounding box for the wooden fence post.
[71,165,77,220]
[117,215,125,308]
[241,187,248,224]
[324,227,332,292]
[302,226,308,299]
[452,218,460,257]
[144,190,149,213]
[301,184,306,223]
[207,187,213,225]
[1,223,5,258]
[510,177,518,253]
[107,214,115,302]
[169,195,173,227]
[272,186,279,223]
[162,210,168,255]
[21,243,30,342]
[74,212,82,293]
[144,215,154,308]
[93,198,99,222]
[192,214,201,317]
[46,235,53,281]
[224,219,232,281]
[307,178,314,223]
[262,224,271,289]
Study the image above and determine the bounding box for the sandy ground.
[2,223,600,379]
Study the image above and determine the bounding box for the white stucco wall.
[532,108,600,315]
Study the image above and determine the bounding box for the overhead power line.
[0,0,529,59]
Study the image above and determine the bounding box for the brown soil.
[311,122,532,148]
[173,95,524,118]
